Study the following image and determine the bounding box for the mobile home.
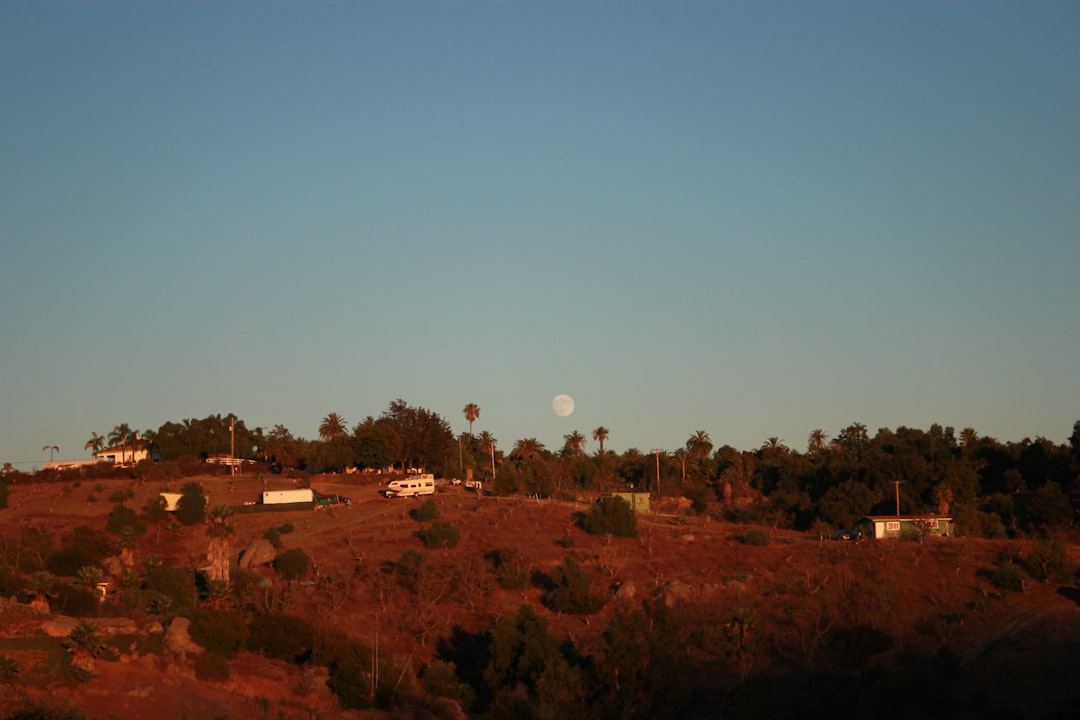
[385,474,436,498]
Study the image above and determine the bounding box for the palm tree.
[108,424,135,465]
[807,429,829,454]
[24,571,59,614]
[760,437,789,454]
[75,566,104,590]
[512,438,545,463]
[592,426,610,455]
[205,505,235,585]
[479,431,497,481]
[84,432,105,456]
[562,431,586,457]
[63,620,106,676]
[319,413,347,441]
[686,430,713,460]
[672,448,689,485]
[463,403,480,435]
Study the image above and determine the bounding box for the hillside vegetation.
[2,467,1079,719]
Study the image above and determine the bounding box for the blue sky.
[3,1,1078,469]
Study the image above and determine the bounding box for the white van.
[385,474,436,498]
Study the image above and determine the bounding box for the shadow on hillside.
[531,569,555,593]
[1057,586,1080,606]
[570,511,586,530]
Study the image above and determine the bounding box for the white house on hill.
[93,442,148,466]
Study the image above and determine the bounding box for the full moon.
[552,394,575,417]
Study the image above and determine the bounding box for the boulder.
[614,581,637,602]
[238,539,276,569]
[163,616,199,657]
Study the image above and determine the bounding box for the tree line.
[80,402,1080,534]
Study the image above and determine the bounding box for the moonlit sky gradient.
[3,1,1079,469]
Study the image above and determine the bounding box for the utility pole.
[230,417,236,476]
[653,448,663,498]
[893,480,904,517]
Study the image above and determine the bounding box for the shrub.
[53,584,100,618]
[176,482,207,526]
[273,548,311,580]
[278,522,295,534]
[186,608,248,657]
[1025,536,1073,583]
[316,635,373,710]
[416,498,439,522]
[107,489,131,504]
[584,496,638,537]
[262,526,282,548]
[141,495,170,525]
[544,555,605,615]
[106,504,146,537]
[420,521,461,549]
[46,527,116,576]
[992,559,1028,592]
[421,659,476,713]
[485,548,530,591]
[743,529,770,546]
[193,651,231,682]
[248,614,316,664]
[142,559,195,611]
[0,480,8,509]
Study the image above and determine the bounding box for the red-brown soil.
[2,472,1080,719]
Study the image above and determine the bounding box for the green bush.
[416,498,439,522]
[743,529,770,546]
[176,482,207,526]
[544,555,605,615]
[193,651,231,682]
[262,526,282,548]
[273,548,311,580]
[248,614,316,664]
[992,559,1028,592]
[584,496,638,537]
[53,584,100,618]
[186,608,248,657]
[420,521,461,549]
[107,489,131,504]
[1025,536,1074,583]
[485,548,530,591]
[106,503,146,537]
[46,527,116,576]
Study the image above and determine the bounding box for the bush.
[106,504,146,537]
[248,614,316,664]
[992,559,1028,592]
[53,584,100,618]
[193,651,231,682]
[485,548,530,591]
[1025,536,1073,583]
[176,482,207,526]
[46,527,116,576]
[0,480,8,509]
[107,489,132,504]
[584,496,638,537]
[420,521,461,549]
[186,608,248,657]
[544,555,605,615]
[262,526,282,548]
[273,548,311,580]
[743,529,770,546]
[415,498,439,522]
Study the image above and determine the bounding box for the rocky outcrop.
[163,616,198,657]
[238,539,276,569]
